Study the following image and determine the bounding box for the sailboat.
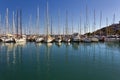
[44,1,53,43]
[91,10,99,42]
[55,10,62,43]
[72,33,80,42]
[14,10,26,43]
[105,14,119,42]
[1,8,15,43]
[98,11,105,41]
[83,5,91,43]
[35,6,44,43]
[55,35,62,43]
[63,10,71,43]
[72,17,81,42]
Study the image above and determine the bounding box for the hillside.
[93,22,120,36]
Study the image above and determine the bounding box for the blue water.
[0,42,120,80]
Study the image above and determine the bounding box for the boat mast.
[99,11,102,36]
[50,16,53,35]
[18,11,20,35]
[63,26,64,36]
[58,10,60,35]
[0,14,1,34]
[36,6,40,35]
[113,13,115,24]
[66,10,68,35]
[46,1,49,36]
[29,15,32,35]
[80,15,81,35]
[111,13,115,35]
[20,9,22,37]
[93,9,96,36]
[85,5,88,35]
[6,8,9,34]
[12,11,15,34]
[16,10,19,37]
[72,14,73,34]
[106,17,108,36]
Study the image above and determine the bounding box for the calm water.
[0,42,120,80]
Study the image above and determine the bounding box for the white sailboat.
[72,33,80,42]
[55,10,62,43]
[55,36,62,42]
[14,10,26,43]
[63,10,71,42]
[35,6,44,43]
[1,8,15,43]
[98,11,105,41]
[105,14,119,42]
[44,1,53,43]
[91,10,99,42]
[83,5,91,43]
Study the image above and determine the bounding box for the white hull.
[35,37,44,43]
[44,38,53,43]
[1,37,14,43]
[55,39,62,43]
[91,37,99,42]
[105,38,120,42]
[83,38,91,43]
[55,42,62,46]
[73,38,81,42]
[64,38,71,42]
[72,33,81,42]
[15,38,26,43]
[44,35,53,43]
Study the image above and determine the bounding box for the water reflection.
[35,43,41,75]
[35,43,42,47]
[105,42,120,50]
[55,42,62,47]
[65,42,71,46]
[0,43,23,65]
[0,42,120,80]
[45,43,52,48]
[45,43,53,79]
[71,42,79,50]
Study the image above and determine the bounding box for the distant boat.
[83,36,91,43]
[44,35,53,43]
[1,34,15,43]
[105,35,120,42]
[72,33,81,42]
[91,37,99,42]
[1,37,14,43]
[63,36,71,42]
[55,35,62,43]
[15,37,26,43]
[35,37,44,43]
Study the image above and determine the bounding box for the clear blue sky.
[0,0,120,34]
